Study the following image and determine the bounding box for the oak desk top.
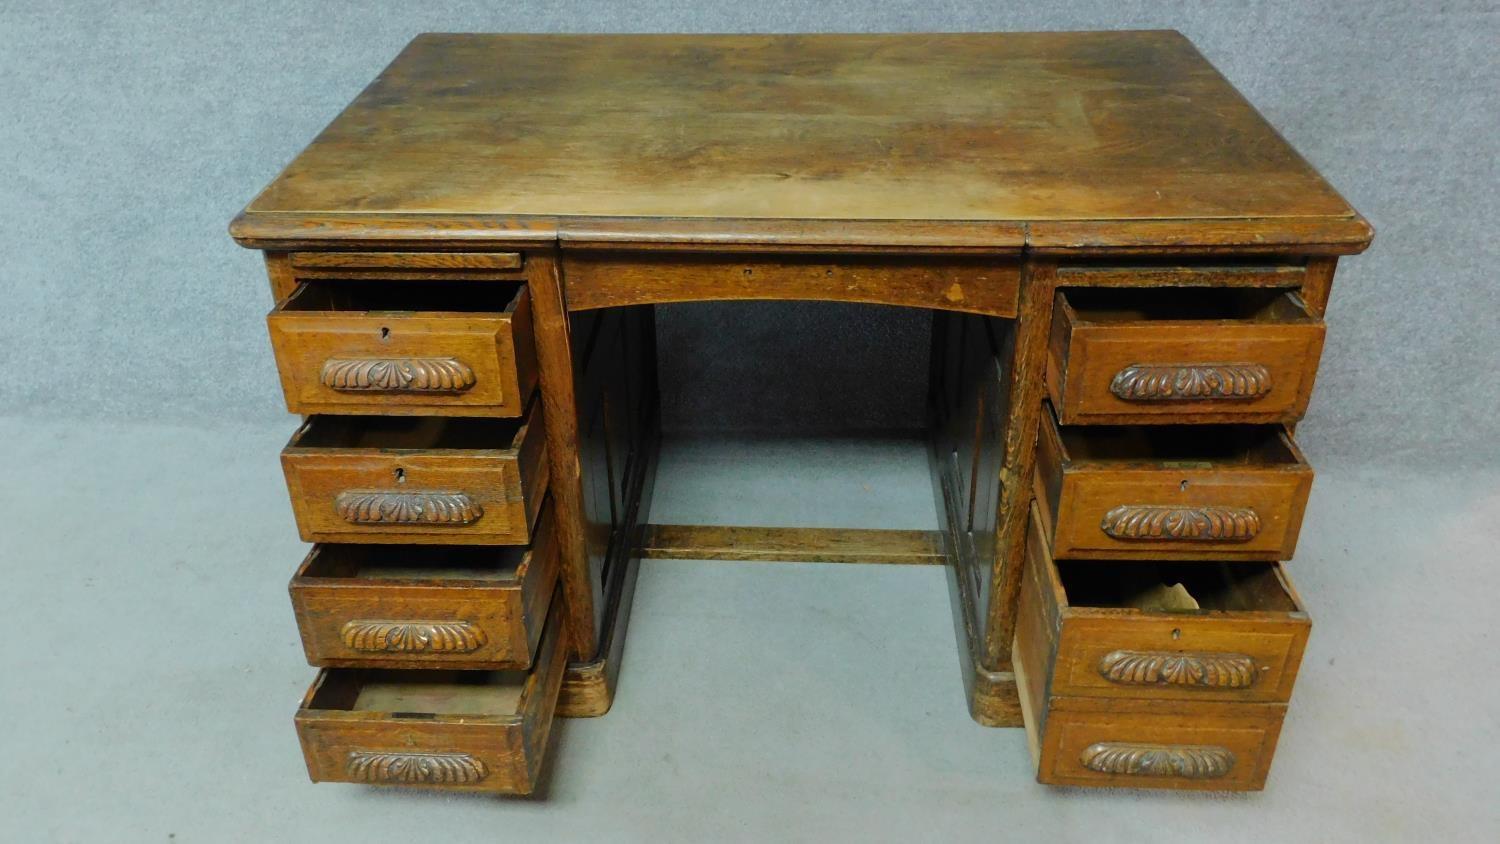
[231,31,1370,253]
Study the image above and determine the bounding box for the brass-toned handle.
[335,491,483,526]
[1101,505,1260,542]
[341,620,488,653]
[321,357,477,393]
[1080,742,1236,779]
[1098,650,1259,688]
[346,751,488,785]
[1110,363,1271,402]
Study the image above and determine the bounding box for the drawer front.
[282,453,543,545]
[290,518,559,669]
[562,252,1022,317]
[1048,291,1325,425]
[1051,469,1312,559]
[1036,699,1286,791]
[295,599,566,795]
[268,288,537,417]
[289,251,524,279]
[1037,412,1313,561]
[1055,614,1308,704]
[280,406,547,546]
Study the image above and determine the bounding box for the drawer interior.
[282,279,522,314]
[288,414,527,451]
[1056,420,1302,468]
[299,544,525,583]
[1056,559,1300,615]
[308,669,530,718]
[1061,288,1310,324]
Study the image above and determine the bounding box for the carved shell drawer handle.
[321,357,477,393]
[1098,650,1259,689]
[341,620,488,653]
[1080,742,1236,779]
[1109,363,1272,402]
[346,751,488,785]
[1101,505,1260,542]
[334,491,483,526]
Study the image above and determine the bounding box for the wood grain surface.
[231,32,1371,253]
[640,525,945,565]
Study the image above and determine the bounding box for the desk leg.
[558,305,660,717]
[981,261,1057,672]
[530,253,598,660]
[558,414,659,717]
[929,311,1018,725]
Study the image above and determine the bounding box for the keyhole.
[394,468,406,483]
[1171,628,1182,640]
[379,326,391,341]
[1179,479,1189,492]
[742,267,753,278]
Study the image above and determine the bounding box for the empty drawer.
[295,594,565,795]
[268,279,537,417]
[281,400,548,545]
[1035,403,1313,560]
[1047,287,1324,425]
[290,506,559,669]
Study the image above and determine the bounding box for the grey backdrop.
[3,1,1495,464]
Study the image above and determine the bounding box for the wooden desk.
[232,31,1370,793]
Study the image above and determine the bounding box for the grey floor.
[4,417,1498,842]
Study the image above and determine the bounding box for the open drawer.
[1016,504,1311,704]
[1036,403,1313,560]
[268,279,538,417]
[290,505,559,669]
[281,401,548,545]
[1047,287,1324,425]
[295,593,566,795]
[1014,505,1308,790]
